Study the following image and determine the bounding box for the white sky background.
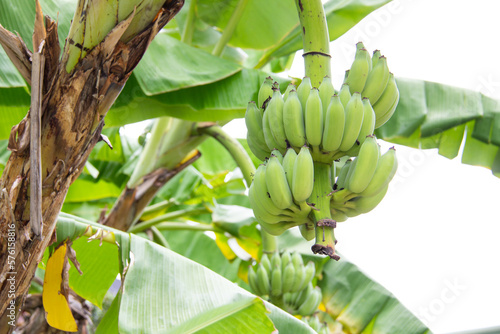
[223,0,500,332]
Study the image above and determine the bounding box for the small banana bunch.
[248,147,314,236]
[302,316,331,334]
[247,251,321,316]
[344,42,399,129]
[330,137,398,221]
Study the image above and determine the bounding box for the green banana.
[297,287,322,316]
[360,147,397,197]
[281,251,291,272]
[319,76,335,117]
[245,101,269,152]
[335,159,352,190]
[349,184,388,216]
[282,148,298,189]
[247,135,269,161]
[251,165,287,216]
[261,253,272,276]
[372,49,381,68]
[305,88,324,147]
[283,90,307,148]
[262,107,281,151]
[247,266,262,295]
[339,92,364,152]
[347,136,380,193]
[268,89,288,150]
[294,282,313,306]
[282,262,296,293]
[299,222,315,241]
[271,149,283,164]
[373,72,399,128]
[258,76,274,110]
[271,265,283,296]
[292,146,314,202]
[331,208,348,222]
[256,264,270,296]
[249,185,285,225]
[362,55,390,105]
[356,41,372,71]
[290,264,305,293]
[356,98,376,145]
[322,95,345,152]
[300,261,316,291]
[266,155,294,210]
[345,48,371,94]
[271,252,281,268]
[297,77,312,108]
[339,83,351,107]
[292,251,304,268]
[259,220,298,236]
[283,83,296,101]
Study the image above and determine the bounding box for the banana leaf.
[376,78,500,177]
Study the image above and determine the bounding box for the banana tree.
[0,0,498,333]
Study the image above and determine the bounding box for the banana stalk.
[309,163,339,260]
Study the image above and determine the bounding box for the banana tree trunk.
[0,0,183,329]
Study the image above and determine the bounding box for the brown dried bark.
[0,0,184,331]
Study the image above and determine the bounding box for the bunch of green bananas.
[247,251,320,316]
[245,42,399,164]
[330,138,398,221]
[248,147,314,236]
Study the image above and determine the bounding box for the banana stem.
[294,0,331,88]
[154,222,222,233]
[181,0,197,45]
[212,0,249,56]
[140,199,175,218]
[309,162,339,260]
[129,207,209,233]
[261,231,278,255]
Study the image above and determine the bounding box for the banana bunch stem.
[294,0,331,87]
[310,163,339,260]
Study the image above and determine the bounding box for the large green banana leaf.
[53,214,316,333]
[376,78,500,176]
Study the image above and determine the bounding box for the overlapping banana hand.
[247,251,321,316]
[331,140,398,219]
[248,148,314,236]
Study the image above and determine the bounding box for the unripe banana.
[304,88,324,147]
[271,265,283,296]
[356,98,376,145]
[252,165,287,216]
[331,208,348,222]
[271,252,281,269]
[261,253,272,276]
[283,90,307,147]
[256,264,270,296]
[292,146,314,202]
[247,135,269,161]
[349,184,388,216]
[297,287,322,316]
[248,185,286,225]
[290,264,305,293]
[266,155,294,210]
[245,101,269,153]
[283,83,296,101]
[248,266,262,295]
[347,136,380,193]
[360,147,397,197]
[335,159,352,190]
[356,41,372,71]
[258,76,274,110]
[281,251,291,272]
[262,107,281,151]
[373,72,399,128]
[339,92,364,152]
[362,55,390,105]
[291,251,304,268]
[345,48,371,93]
[282,148,298,189]
[339,83,351,107]
[282,262,296,293]
[300,261,316,291]
[271,149,283,164]
[294,282,313,306]
[372,49,381,68]
[319,76,335,117]
[267,90,287,151]
[297,77,312,107]
[322,95,345,152]
[299,222,315,241]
